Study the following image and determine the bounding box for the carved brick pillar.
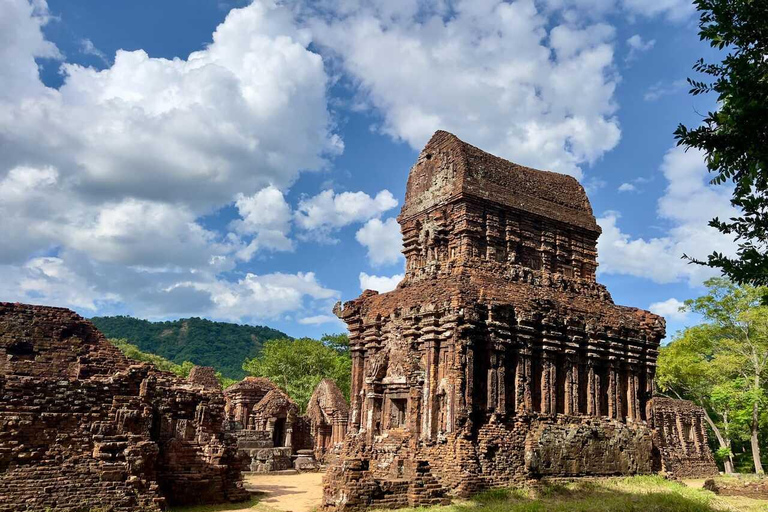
[495,349,507,415]
[627,368,639,422]
[587,360,597,417]
[421,316,439,441]
[564,354,579,415]
[350,351,364,433]
[540,353,556,415]
[644,367,655,421]
[515,349,532,413]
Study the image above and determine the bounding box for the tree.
[658,278,768,474]
[674,0,768,286]
[242,336,351,412]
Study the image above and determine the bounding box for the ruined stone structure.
[307,379,349,463]
[704,477,768,499]
[0,303,248,511]
[188,366,221,390]
[650,397,718,478]
[224,378,312,472]
[324,131,713,510]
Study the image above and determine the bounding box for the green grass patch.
[384,475,768,512]
[168,497,262,512]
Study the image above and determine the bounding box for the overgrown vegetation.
[656,278,768,474]
[387,476,767,512]
[92,316,288,379]
[168,496,262,512]
[242,334,351,412]
[675,0,768,285]
[109,338,235,388]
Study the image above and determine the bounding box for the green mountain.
[90,316,289,379]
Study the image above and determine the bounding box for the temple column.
[421,329,439,441]
[541,354,556,415]
[350,351,364,432]
[515,350,532,413]
[564,356,574,415]
[496,351,507,414]
[571,356,580,414]
[587,361,597,416]
[627,369,639,422]
[284,420,293,448]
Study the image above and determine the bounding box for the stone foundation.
[0,303,248,511]
[704,478,768,499]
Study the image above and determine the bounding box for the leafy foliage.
[109,338,235,387]
[242,334,351,413]
[91,316,288,379]
[674,0,768,285]
[110,337,195,377]
[657,278,768,473]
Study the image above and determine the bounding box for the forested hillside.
[91,316,288,379]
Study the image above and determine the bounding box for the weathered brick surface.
[323,131,712,510]
[650,397,718,478]
[0,303,248,511]
[225,379,314,472]
[188,366,221,391]
[307,379,349,463]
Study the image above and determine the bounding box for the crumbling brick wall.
[323,131,679,510]
[188,366,221,390]
[307,379,349,463]
[0,303,248,511]
[650,397,719,478]
[225,380,314,472]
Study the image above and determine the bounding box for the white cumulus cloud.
[303,0,622,179]
[355,217,403,267]
[295,189,398,241]
[649,298,689,321]
[359,272,403,293]
[0,0,340,323]
[597,146,737,286]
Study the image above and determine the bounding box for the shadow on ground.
[396,476,762,512]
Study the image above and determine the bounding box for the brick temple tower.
[323,131,709,510]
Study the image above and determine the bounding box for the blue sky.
[0,0,736,341]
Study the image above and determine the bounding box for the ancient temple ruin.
[224,378,313,472]
[324,131,716,510]
[307,379,349,463]
[188,365,221,390]
[650,397,718,479]
[0,303,248,511]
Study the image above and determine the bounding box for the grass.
[383,476,768,512]
[163,476,768,512]
[168,497,266,512]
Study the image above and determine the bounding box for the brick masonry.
[224,378,314,472]
[0,302,248,511]
[323,131,717,510]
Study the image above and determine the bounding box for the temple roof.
[225,376,277,396]
[252,388,298,417]
[399,130,599,232]
[307,379,349,424]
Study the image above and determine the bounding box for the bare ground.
[247,471,324,512]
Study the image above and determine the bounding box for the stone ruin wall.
[0,303,248,511]
[323,131,717,511]
[650,397,719,479]
[307,379,349,464]
[224,379,315,472]
[188,366,221,391]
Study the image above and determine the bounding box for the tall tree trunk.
[751,377,764,474]
[703,408,734,474]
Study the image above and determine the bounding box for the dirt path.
[246,471,324,512]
